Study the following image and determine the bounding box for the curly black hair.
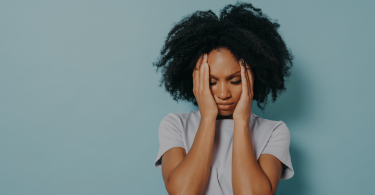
[153,2,293,111]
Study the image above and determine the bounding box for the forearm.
[167,116,216,195]
[232,120,272,195]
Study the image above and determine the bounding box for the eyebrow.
[209,70,241,79]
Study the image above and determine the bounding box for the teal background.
[1,0,374,194]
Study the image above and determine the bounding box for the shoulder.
[251,113,290,143]
[253,115,294,179]
[160,110,198,125]
[159,110,200,134]
[252,113,288,131]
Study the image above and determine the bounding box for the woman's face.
[207,48,242,119]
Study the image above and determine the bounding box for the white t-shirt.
[154,109,294,195]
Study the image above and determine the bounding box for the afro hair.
[153,2,293,111]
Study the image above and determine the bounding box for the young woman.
[153,2,294,195]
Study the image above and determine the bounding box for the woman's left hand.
[232,60,254,123]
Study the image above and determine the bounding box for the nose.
[215,82,231,100]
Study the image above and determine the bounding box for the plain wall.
[1,0,374,194]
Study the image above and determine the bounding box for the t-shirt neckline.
[195,109,255,127]
[215,119,235,126]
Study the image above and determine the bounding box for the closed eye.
[210,78,241,86]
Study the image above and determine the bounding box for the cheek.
[227,86,242,103]
[234,87,242,99]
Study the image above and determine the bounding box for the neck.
[216,113,233,120]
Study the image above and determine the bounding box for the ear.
[239,59,245,66]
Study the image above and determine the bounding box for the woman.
[153,2,294,195]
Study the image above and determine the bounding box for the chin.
[218,110,233,116]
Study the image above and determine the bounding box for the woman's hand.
[192,54,218,119]
[233,60,254,123]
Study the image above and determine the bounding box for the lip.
[217,102,233,105]
[217,103,233,109]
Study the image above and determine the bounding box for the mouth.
[217,103,234,109]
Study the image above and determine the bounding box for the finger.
[240,60,248,96]
[193,65,199,93]
[250,68,254,97]
[194,56,203,93]
[245,62,253,97]
[203,62,209,94]
[198,54,206,93]
[203,53,208,64]
[195,54,204,70]
[245,62,250,97]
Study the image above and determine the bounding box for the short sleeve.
[154,113,185,169]
[261,121,294,180]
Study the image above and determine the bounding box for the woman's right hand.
[192,54,218,119]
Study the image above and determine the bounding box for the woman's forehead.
[207,49,241,78]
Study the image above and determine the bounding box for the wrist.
[201,115,217,122]
[233,118,250,126]
[232,113,251,123]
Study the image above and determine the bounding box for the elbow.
[167,189,201,195]
[251,189,274,195]
[165,173,207,195]
[238,186,273,195]
[245,191,273,195]
[169,192,199,195]
[165,183,202,195]
[252,187,275,195]
[250,180,275,195]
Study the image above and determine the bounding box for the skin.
[161,48,284,195]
